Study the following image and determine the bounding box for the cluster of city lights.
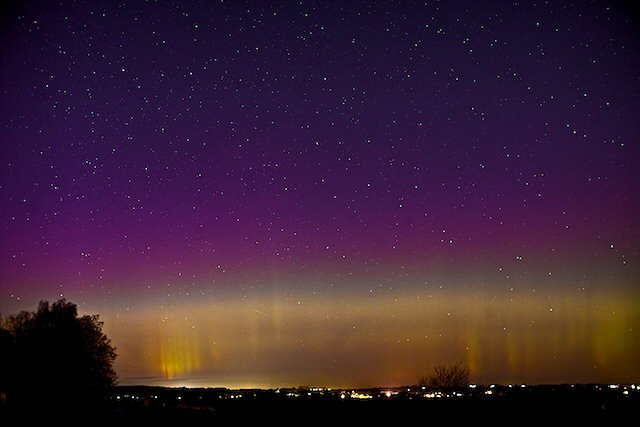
[111,383,640,406]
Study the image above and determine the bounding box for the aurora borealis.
[1,1,639,388]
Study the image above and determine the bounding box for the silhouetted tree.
[419,361,470,391]
[0,299,117,410]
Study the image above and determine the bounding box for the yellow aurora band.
[101,284,639,388]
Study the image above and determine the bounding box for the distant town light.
[350,392,372,399]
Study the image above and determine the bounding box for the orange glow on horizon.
[99,285,640,389]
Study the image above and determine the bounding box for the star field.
[1,1,638,388]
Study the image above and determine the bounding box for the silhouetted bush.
[0,299,117,410]
[419,361,470,391]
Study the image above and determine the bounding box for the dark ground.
[107,398,636,424]
[2,385,637,424]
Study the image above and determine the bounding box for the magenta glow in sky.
[1,1,639,388]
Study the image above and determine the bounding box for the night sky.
[1,1,639,388]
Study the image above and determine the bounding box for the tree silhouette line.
[0,299,117,410]
[419,361,471,391]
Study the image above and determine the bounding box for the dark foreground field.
[109,396,636,424]
[3,385,637,424]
